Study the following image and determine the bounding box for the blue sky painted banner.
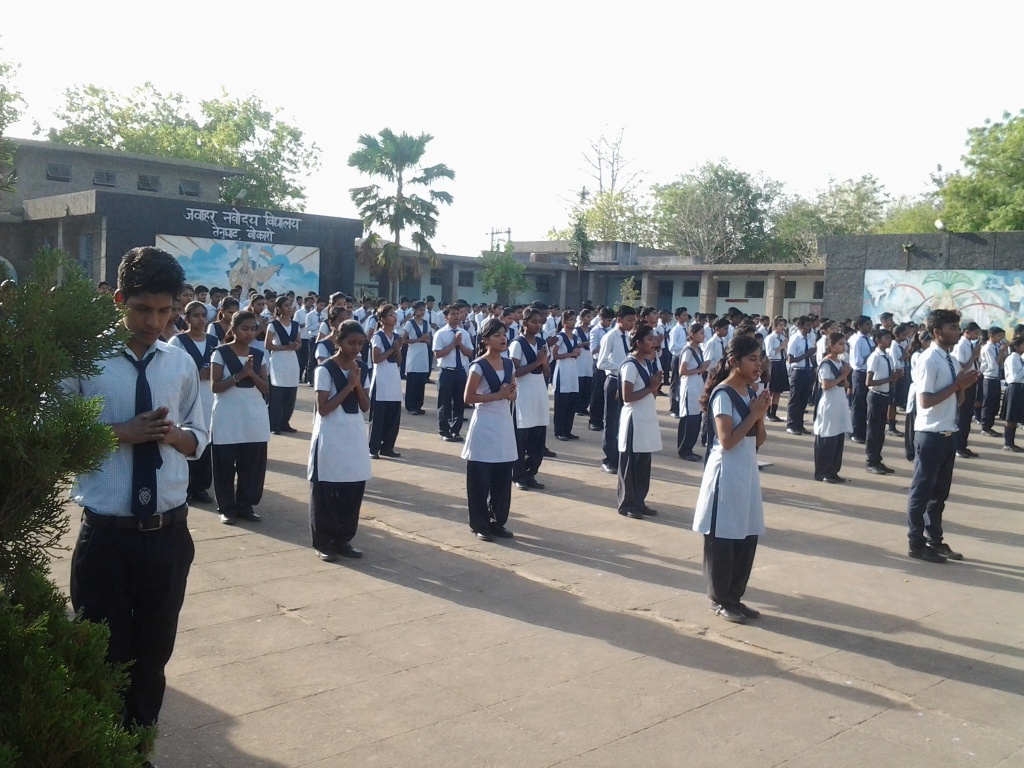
[863,269,1024,329]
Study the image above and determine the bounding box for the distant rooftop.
[8,137,246,177]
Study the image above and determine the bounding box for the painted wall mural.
[863,269,1024,328]
[156,235,320,298]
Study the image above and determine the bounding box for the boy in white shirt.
[865,328,903,474]
[978,326,1006,436]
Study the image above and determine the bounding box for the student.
[509,308,551,489]
[194,284,215,323]
[208,297,240,344]
[764,318,789,422]
[309,320,371,560]
[667,307,690,416]
[245,295,270,355]
[692,335,771,623]
[702,317,729,371]
[552,309,582,440]
[677,322,709,462]
[402,300,432,415]
[294,295,311,382]
[848,316,875,443]
[1001,335,1024,452]
[434,305,473,441]
[978,327,1006,436]
[170,300,218,503]
[588,307,615,431]
[952,321,982,458]
[903,331,932,461]
[596,305,637,474]
[575,309,594,417]
[210,311,270,525]
[162,296,183,340]
[813,332,853,483]
[314,307,347,365]
[786,316,816,435]
[303,296,327,385]
[617,323,664,518]
[66,247,207,744]
[462,318,519,541]
[368,304,405,459]
[865,328,902,474]
[905,309,980,563]
[266,295,303,435]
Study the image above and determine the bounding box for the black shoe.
[475,530,494,542]
[866,464,886,475]
[318,550,338,562]
[887,428,903,437]
[909,546,947,563]
[876,463,895,474]
[440,434,457,442]
[336,543,363,558]
[982,428,1000,437]
[543,447,556,458]
[619,509,644,519]
[451,434,464,442]
[237,508,261,522]
[565,433,580,440]
[380,450,401,458]
[415,409,426,415]
[850,436,865,444]
[525,477,545,490]
[272,430,282,436]
[191,490,213,504]
[679,452,701,462]
[640,506,658,516]
[955,450,971,459]
[489,525,514,539]
[668,412,679,419]
[600,463,616,474]
[281,425,298,433]
[786,428,806,435]
[928,541,963,561]
[219,513,235,525]
[824,475,847,484]
[1002,444,1024,453]
[736,602,761,619]
[370,452,380,459]
[514,481,529,490]
[766,414,783,423]
[554,434,570,441]
[588,423,603,431]
[716,605,747,623]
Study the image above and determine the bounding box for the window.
[429,269,442,286]
[137,174,161,192]
[46,163,71,182]
[784,280,797,299]
[78,232,94,270]
[813,280,824,300]
[744,280,764,299]
[681,279,700,296]
[458,270,474,288]
[716,280,730,298]
[178,179,201,197]
[657,280,674,302]
[535,275,550,293]
[93,170,116,187]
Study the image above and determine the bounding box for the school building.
[0,138,825,315]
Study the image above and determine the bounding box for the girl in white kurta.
[552,309,582,440]
[368,304,404,458]
[266,295,302,434]
[676,323,709,462]
[692,335,771,624]
[1001,336,1024,452]
[616,324,664,518]
[509,308,551,489]
[575,310,595,417]
[308,320,371,561]
[462,319,519,541]
[210,311,271,524]
[813,332,853,483]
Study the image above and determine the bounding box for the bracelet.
[232,374,242,383]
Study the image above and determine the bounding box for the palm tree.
[348,129,455,300]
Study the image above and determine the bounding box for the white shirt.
[765,332,787,361]
[786,332,814,370]
[953,336,977,371]
[851,333,874,370]
[597,326,631,374]
[304,309,324,340]
[65,341,208,517]
[979,341,1001,379]
[432,326,472,369]
[703,334,728,368]
[1005,351,1024,384]
[590,323,611,360]
[914,346,960,433]
[668,323,688,357]
[866,348,894,394]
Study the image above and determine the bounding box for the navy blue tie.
[124,351,162,519]
[454,332,463,369]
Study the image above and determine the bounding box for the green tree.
[480,243,529,304]
[873,196,942,234]
[550,189,656,246]
[0,249,150,764]
[940,109,1024,231]
[348,129,455,301]
[45,82,321,210]
[0,48,24,194]
[652,161,783,263]
[619,275,640,307]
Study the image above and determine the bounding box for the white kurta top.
[370,332,403,401]
[308,364,372,483]
[267,321,300,387]
[679,345,705,417]
[402,319,432,373]
[462,361,519,463]
[813,360,853,438]
[618,359,662,453]
[692,388,765,539]
[509,338,549,428]
[553,334,580,394]
[168,335,214,424]
[210,349,271,445]
[574,329,594,377]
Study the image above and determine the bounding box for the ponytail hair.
[699,334,761,412]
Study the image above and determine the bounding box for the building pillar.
[698,271,716,314]
[765,274,784,319]
[442,262,457,305]
[99,215,109,284]
[640,271,655,308]
[557,270,568,308]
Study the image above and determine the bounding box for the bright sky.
[4,1,1022,255]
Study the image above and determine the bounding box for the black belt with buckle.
[84,503,188,531]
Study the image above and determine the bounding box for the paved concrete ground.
[51,384,1024,767]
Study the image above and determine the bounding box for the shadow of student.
[155,688,288,767]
